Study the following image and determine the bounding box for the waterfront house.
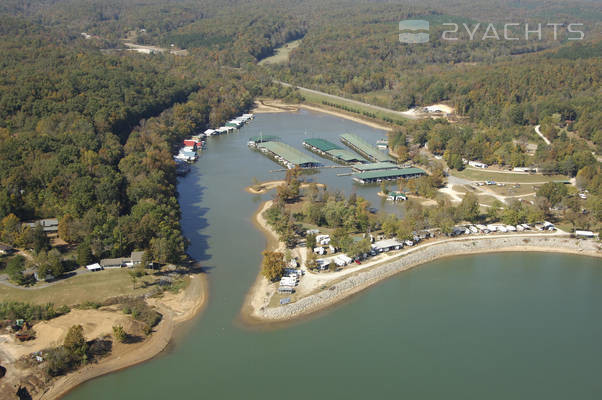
[99,258,130,269]
[183,139,202,148]
[131,251,145,266]
[23,218,59,233]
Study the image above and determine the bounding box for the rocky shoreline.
[254,235,601,321]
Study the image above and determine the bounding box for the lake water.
[64,110,602,399]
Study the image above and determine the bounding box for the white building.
[468,160,487,169]
[575,230,595,238]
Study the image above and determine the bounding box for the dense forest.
[0,9,269,268]
[0,0,600,276]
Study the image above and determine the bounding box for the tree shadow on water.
[177,171,214,270]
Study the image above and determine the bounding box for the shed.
[86,263,103,272]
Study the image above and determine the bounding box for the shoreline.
[37,272,209,400]
[252,100,392,131]
[240,200,601,325]
[238,201,282,329]
[245,181,326,195]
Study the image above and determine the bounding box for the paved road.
[274,80,420,120]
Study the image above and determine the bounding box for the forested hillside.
[0,0,600,269]
[0,11,266,265]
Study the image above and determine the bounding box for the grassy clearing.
[259,39,301,65]
[299,90,409,125]
[452,168,569,183]
[476,195,500,206]
[0,269,159,306]
[485,183,539,196]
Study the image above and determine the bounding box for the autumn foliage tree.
[261,251,285,281]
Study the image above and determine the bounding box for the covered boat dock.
[339,133,394,163]
[351,161,398,173]
[257,141,321,169]
[303,138,366,164]
[248,135,281,147]
[352,167,426,184]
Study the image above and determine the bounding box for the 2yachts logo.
[399,20,585,43]
[398,20,430,43]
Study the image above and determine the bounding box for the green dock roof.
[353,167,426,181]
[328,149,366,162]
[352,162,398,172]
[304,138,366,163]
[340,133,393,163]
[259,141,320,166]
[248,135,280,143]
[303,138,341,152]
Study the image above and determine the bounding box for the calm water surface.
[64,110,602,399]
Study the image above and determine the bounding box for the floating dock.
[352,167,426,184]
[248,135,281,147]
[351,161,399,173]
[303,138,366,164]
[256,141,321,169]
[340,133,394,163]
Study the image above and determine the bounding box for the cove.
[63,110,602,399]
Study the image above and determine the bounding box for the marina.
[351,161,399,173]
[63,110,602,400]
[248,135,281,147]
[302,138,366,164]
[352,167,426,184]
[256,141,321,169]
[340,133,394,162]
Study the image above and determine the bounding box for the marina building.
[351,161,399,173]
[340,133,394,163]
[352,167,426,184]
[256,141,321,169]
[303,138,366,164]
[248,135,281,147]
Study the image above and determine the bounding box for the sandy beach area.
[245,181,326,195]
[241,200,601,325]
[5,272,209,400]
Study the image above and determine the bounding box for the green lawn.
[0,269,159,306]
[258,39,301,65]
[299,90,409,125]
[452,168,569,183]
[485,183,539,196]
